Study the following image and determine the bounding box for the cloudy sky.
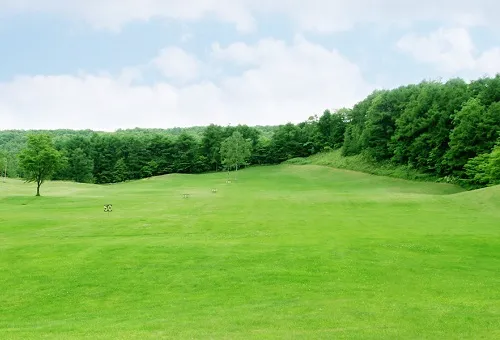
[1,1,499,131]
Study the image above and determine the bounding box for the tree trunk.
[36,181,41,196]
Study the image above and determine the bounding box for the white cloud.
[118,67,144,85]
[151,47,201,82]
[180,33,193,43]
[397,27,500,76]
[1,0,499,33]
[476,48,500,76]
[0,37,373,131]
[212,36,373,118]
[397,28,476,73]
[0,0,256,32]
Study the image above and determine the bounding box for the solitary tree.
[220,131,252,178]
[18,134,63,196]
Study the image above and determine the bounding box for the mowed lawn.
[0,165,499,339]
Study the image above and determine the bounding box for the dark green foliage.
[317,109,347,149]
[360,89,408,161]
[297,116,323,155]
[342,93,376,156]
[145,135,174,175]
[249,138,273,165]
[342,124,363,156]
[68,148,94,183]
[225,124,261,149]
[52,136,95,183]
[445,98,500,174]
[390,82,444,170]
[428,78,469,175]
[140,160,158,178]
[171,133,199,173]
[463,153,492,187]
[0,150,8,178]
[340,76,499,187]
[270,123,313,162]
[113,158,129,183]
[463,141,500,187]
[0,131,25,177]
[469,75,500,107]
[201,124,224,171]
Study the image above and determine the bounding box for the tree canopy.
[220,131,252,173]
[18,134,64,196]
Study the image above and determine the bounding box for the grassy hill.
[285,150,439,182]
[1,165,499,339]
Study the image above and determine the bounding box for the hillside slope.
[447,184,500,210]
[285,150,438,182]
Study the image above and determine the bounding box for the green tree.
[0,151,7,181]
[146,135,174,175]
[269,122,319,162]
[298,116,323,155]
[390,82,441,170]
[329,109,348,149]
[223,125,261,149]
[201,124,224,171]
[91,134,120,184]
[464,153,492,187]
[18,134,63,196]
[171,133,199,173]
[464,141,500,187]
[220,131,252,175]
[250,137,272,165]
[342,93,376,156]
[469,74,500,107]
[140,160,158,178]
[360,90,405,161]
[112,158,129,183]
[69,148,94,183]
[446,98,500,173]
[488,145,500,184]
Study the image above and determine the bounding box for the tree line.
[2,75,500,195]
[340,76,500,187]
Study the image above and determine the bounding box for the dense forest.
[1,75,500,189]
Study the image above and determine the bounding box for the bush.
[463,142,500,187]
[284,157,310,165]
[488,146,500,184]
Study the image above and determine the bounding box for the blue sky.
[1,1,499,131]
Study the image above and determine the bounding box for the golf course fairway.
[1,164,499,339]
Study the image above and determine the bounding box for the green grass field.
[1,165,499,339]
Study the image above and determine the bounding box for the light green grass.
[286,150,436,182]
[1,165,499,339]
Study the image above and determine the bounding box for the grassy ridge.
[285,150,437,182]
[1,165,499,339]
